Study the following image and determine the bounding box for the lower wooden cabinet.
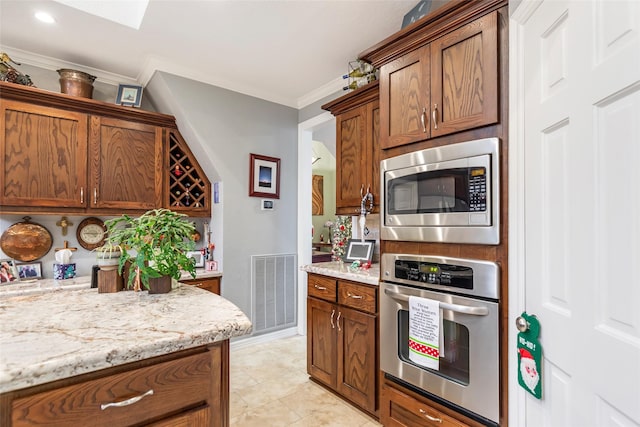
[182,276,221,295]
[3,342,229,427]
[306,273,378,417]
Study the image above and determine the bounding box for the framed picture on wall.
[249,153,280,199]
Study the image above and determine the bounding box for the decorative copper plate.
[0,217,53,261]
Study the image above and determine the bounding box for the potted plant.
[104,208,197,293]
[94,243,122,271]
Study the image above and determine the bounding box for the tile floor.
[230,334,382,426]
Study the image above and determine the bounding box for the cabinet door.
[89,116,163,209]
[307,297,337,387]
[335,105,367,214]
[0,100,87,208]
[336,305,377,414]
[379,45,431,149]
[146,405,210,427]
[430,11,498,137]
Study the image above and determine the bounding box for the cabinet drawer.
[308,274,337,302]
[183,277,221,295]
[11,351,212,427]
[338,281,377,314]
[383,385,469,427]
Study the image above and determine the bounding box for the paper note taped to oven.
[408,296,440,370]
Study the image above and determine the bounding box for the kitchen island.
[0,278,252,426]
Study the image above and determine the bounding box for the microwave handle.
[384,288,489,316]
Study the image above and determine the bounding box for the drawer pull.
[419,409,442,423]
[193,282,204,287]
[347,292,363,299]
[314,284,327,291]
[101,389,154,410]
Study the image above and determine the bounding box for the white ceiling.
[0,0,419,108]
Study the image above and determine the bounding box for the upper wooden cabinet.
[89,116,163,210]
[322,82,380,215]
[0,99,88,208]
[363,5,501,149]
[0,82,211,216]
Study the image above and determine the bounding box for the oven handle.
[384,289,489,316]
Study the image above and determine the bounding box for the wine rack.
[167,129,211,216]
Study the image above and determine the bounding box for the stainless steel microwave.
[380,138,500,244]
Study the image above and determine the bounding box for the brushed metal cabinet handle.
[101,389,154,410]
[419,409,442,423]
[80,187,84,204]
[347,292,363,299]
[93,188,98,205]
[432,104,438,130]
[421,107,427,132]
[330,309,335,329]
[336,311,341,332]
[314,284,327,291]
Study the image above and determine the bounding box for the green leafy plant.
[104,208,197,291]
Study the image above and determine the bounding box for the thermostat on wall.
[261,199,274,210]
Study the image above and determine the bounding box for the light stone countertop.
[0,277,251,394]
[301,261,380,286]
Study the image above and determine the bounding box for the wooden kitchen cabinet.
[5,342,228,427]
[322,82,380,215]
[377,11,498,149]
[0,81,211,216]
[182,276,221,295]
[0,99,88,208]
[89,116,163,210]
[306,273,378,417]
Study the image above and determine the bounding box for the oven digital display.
[395,260,473,289]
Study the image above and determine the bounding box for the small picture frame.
[116,84,143,107]
[0,259,19,283]
[186,251,205,268]
[343,239,376,263]
[249,153,280,199]
[16,261,43,280]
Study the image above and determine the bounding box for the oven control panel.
[394,260,473,290]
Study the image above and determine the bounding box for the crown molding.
[0,45,138,87]
[2,46,345,110]
[296,76,345,109]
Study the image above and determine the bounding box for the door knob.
[515,316,529,332]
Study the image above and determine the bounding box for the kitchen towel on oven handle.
[408,296,442,370]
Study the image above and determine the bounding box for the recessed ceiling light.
[35,12,55,24]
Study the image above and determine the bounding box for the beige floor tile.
[230,335,382,427]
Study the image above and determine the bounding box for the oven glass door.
[380,282,500,424]
[398,311,470,385]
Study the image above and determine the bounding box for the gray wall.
[145,72,299,321]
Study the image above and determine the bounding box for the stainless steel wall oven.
[380,253,500,426]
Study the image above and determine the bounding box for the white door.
[511,1,640,426]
